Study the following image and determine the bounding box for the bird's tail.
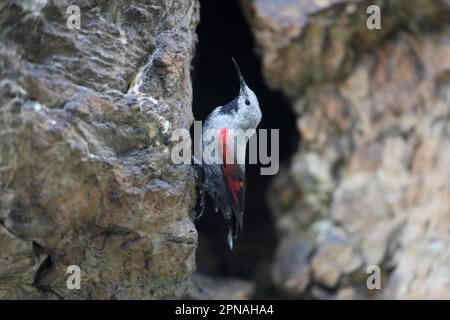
[227,229,234,250]
[227,217,239,250]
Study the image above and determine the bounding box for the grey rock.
[0,0,199,299]
[243,0,450,299]
[187,273,255,300]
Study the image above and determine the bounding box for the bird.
[195,58,262,250]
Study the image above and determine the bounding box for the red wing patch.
[220,128,245,231]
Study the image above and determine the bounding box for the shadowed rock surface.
[187,273,255,300]
[242,0,450,299]
[0,0,199,299]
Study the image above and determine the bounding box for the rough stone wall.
[243,0,450,299]
[0,0,199,299]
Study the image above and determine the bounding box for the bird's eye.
[245,99,251,106]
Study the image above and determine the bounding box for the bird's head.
[231,58,262,130]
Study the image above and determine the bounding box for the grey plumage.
[196,58,262,250]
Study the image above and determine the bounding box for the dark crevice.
[32,240,46,258]
[192,0,298,298]
[32,252,63,299]
[31,242,58,296]
[33,254,52,286]
[32,254,58,295]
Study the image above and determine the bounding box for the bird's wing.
[220,128,245,233]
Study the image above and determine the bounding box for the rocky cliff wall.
[0,0,199,299]
[243,0,450,299]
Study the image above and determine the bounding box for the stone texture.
[271,235,312,296]
[243,0,450,299]
[0,0,199,299]
[187,273,255,300]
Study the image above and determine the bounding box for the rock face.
[187,273,255,300]
[0,0,199,299]
[243,0,450,299]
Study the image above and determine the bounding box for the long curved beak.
[231,57,247,91]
